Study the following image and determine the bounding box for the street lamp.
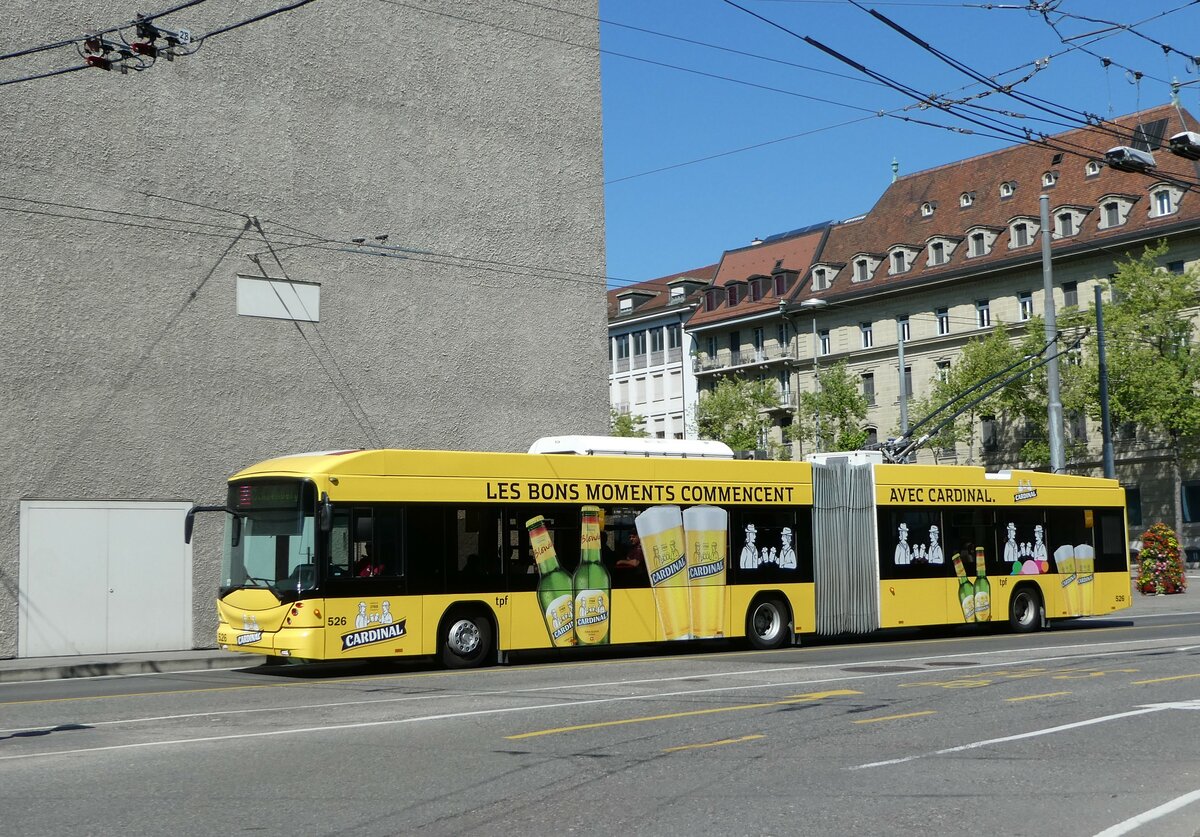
[800,298,829,448]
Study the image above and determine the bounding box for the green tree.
[695,376,779,452]
[1062,242,1200,536]
[904,324,1030,463]
[790,361,869,452]
[610,408,647,437]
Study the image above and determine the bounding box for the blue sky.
[599,0,1200,286]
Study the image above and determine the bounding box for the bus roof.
[527,435,735,458]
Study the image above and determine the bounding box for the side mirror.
[184,507,198,544]
[318,492,333,532]
[231,514,242,547]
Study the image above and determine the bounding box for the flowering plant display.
[1136,523,1187,595]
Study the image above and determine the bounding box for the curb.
[0,654,252,684]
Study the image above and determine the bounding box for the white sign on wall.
[236,274,321,322]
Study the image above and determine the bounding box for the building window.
[728,330,740,355]
[855,259,871,282]
[618,298,632,313]
[976,300,991,328]
[727,285,740,306]
[862,373,875,406]
[1154,189,1174,216]
[750,279,763,302]
[1042,171,1058,187]
[936,359,951,382]
[898,315,910,343]
[1086,160,1101,177]
[812,268,827,291]
[1104,202,1120,228]
[650,328,664,353]
[633,331,647,356]
[1012,222,1029,247]
[981,416,998,451]
[1063,281,1078,307]
[970,232,986,257]
[1168,260,1186,274]
[1182,482,1200,523]
[616,335,629,359]
[706,336,717,359]
[704,289,719,312]
[1057,212,1075,237]
[1000,181,1015,198]
[818,329,830,356]
[1125,486,1142,528]
[1019,291,1033,321]
[667,324,682,349]
[936,307,950,335]
[929,242,945,265]
[1069,410,1087,442]
[960,192,974,208]
[891,251,908,274]
[920,202,934,217]
[860,322,874,349]
[669,286,684,302]
[774,274,787,295]
[753,327,765,355]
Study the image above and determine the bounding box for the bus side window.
[328,510,352,578]
[406,505,446,595]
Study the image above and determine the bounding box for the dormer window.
[929,242,945,265]
[960,192,975,208]
[1150,183,1183,217]
[1053,207,1090,239]
[1086,160,1101,177]
[965,227,998,258]
[852,256,880,283]
[812,268,828,291]
[669,286,684,302]
[1042,171,1058,188]
[750,277,764,302]
[920,202,935,217]
[618,298,632,313]
[727,284,741,306]
[704,288,720,312]
[1097,195,1134,229]
[1057,212,1074,237]
[1000,181,1016,199]
[925,237,958,267]
[1008,217,1039,248]
[887,246,920,276]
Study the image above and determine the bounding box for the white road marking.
[1,638,1195,761]
[1093,788,1200,836]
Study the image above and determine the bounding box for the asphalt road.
[3,612,1199,837]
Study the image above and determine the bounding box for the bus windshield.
[221,479,317,596]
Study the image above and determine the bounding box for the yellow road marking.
[664,734,764,752]
[1132,673,1200,685]
[853,710,937,724]
[1006,691,1071,702]
[505,689,861,739]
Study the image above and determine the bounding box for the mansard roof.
[806,105,1200,302]
[606,264,717,322]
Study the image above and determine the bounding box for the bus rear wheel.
[440,609,493,669]
[1008,586,1042,633]
[746,597,790,650]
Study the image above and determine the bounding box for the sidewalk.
[3,578,1197,684]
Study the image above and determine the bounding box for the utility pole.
[1095,284,1115,479]
[1040,194,1066,472]
[897,318,908,438]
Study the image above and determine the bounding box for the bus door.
[811,459,880,635]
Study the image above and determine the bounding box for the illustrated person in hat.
[740,523,760,569]
[778,527,797,569]
[894,523,912,565]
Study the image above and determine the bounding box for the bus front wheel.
[1008,586,1042,633]
[746,597,790,650]
[440,609,494,669]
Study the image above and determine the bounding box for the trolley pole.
[1040,194,1066,473]
[1095,284,1115,479]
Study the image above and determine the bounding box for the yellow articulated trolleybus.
[185,440,1132,668]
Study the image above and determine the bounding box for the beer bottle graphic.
[526,515,576,647]
[973,545,991,622]
[684,505,728,639]
[573,506,611,645]
[951,552,975,622]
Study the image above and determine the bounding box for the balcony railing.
[693,349,797,374]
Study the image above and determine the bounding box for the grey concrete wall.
[0,1,607,656]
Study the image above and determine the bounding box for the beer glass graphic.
[635,505,691,640]
[1075,544,1095,615]
[684,505,728,639]
[1054,544,1078,616]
